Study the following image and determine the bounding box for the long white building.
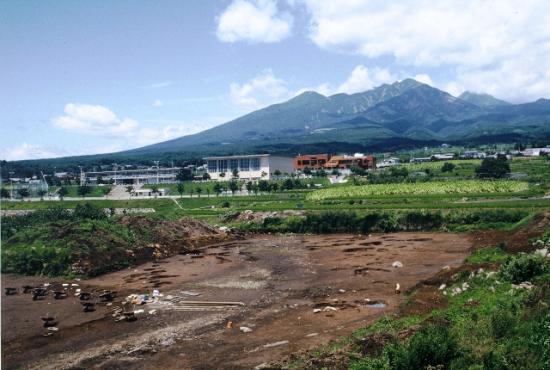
[82,167,180,185]
[204,154,294,181]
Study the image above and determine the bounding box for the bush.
[73,203,106,220]
[501,254,548,284]
[475,156,511,179]
[491,308,516,338]
[441,162,456,172]
[221,201,230,208]
[386,324,458,370]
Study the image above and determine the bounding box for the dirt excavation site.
[2,232,473,370]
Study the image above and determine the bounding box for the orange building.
[325,155,376,170]
[293,154,331,170]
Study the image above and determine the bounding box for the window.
[230,159,239,171]
[240,158,250,171]
[218,160,228,173]
[251,157,260,171]
[207,160,217,173]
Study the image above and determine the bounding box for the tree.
[101,187,111,198]
[1,188,10,198]
[282,178,294,191]
[232,168,239,179]
[37,189,47,201]
[96,175,104,185]
[150,185,159,197]
[206,188,211,197]
[228,180,239,195]
[125,185,134,196]
[219,172,226,179]
[58,186,68,200]
[77,185,90,198]
[176,182,185,198]
[273,169,282,178]
[176,168,193,182]
[189,188,194,198]
[202,173,211,181]
[251,182,259,195]
[213,182,222,197]
[316,169,327,177]
[331,169,340,176]
[303,167,312,176]
[475,156,511,179]
[441,162,456,173]
[270,182,279,192]
[17,188,30,200]
[245,181,253,194]
[258,180,270,193]
[196,187,203,197]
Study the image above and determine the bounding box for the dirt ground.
[2,232,472,370]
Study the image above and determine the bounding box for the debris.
[392,261,403,268]
[306,333,319,337]
[134,309,145,315]
[226,321,233,329]
[22,285,34,294]
[152,289,160,297]
[99,290,117,302]
[263,340,289,348]
[62,283,69,287]
[240,326,253,333]
[82,302,96,312]
[535,248,548,258]
[313,308,322,313]
[181,291,201,297]
[53,291,68,299]
[395,283,401,294]
[47,327,59,332]
[338,289,346,293]
[42,316,57,327]
[78,292,92,301]
[438,284,446,290]
[322,306,337,312]
[71,283,79,287]
[512,281,534,290]
[148,309,157,315]
[32,288,48,300]
[5,287,17,295]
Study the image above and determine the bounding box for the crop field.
[306,180,530,200]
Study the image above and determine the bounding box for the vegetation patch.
[307,180,530,200]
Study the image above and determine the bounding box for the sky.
[1,0,550,161]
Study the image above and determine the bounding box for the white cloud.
[336,65,396,94]
[217,0,293,43]
[153,99,164,107]
[230,69,289,108]
[52,103,138,136]
[414,74,433,86]
[145,81,173,89]
[0,143,64,161]
[302,0,550,102]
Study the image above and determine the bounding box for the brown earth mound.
[470,211,550,252]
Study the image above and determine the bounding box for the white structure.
[520,148,550,157]
[204,154,294,181]
[82,167,180,185]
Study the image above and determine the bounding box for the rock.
[313,308,322,313]
[395,283,401,294]
[322,306,338,312]
[438,284,446,290]
[240,326,253,333]
[392,261,403,268]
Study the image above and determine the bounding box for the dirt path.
[1,232,472,370]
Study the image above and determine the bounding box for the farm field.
[307,180,532,200]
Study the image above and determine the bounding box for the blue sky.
[2,0,549,160]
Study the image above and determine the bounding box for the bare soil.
[2,232,472,370]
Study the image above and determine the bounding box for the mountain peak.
[459,91,510,107]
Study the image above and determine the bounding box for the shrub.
[501,254,548,284]
[73,203,106,220]
[221,201,230,208]
[386,324,458,370]
[441,162,456,172]
[491,308,516,338]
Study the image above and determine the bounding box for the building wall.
[293,154,330,170]
[205,155,293,181]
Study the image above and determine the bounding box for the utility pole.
[154,161,160,184]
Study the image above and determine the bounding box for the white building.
[82,167,180,185]
[204,154,294,181]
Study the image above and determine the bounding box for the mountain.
[132,79,550,156]
[458,91,510,107]
[7,79,550,169]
